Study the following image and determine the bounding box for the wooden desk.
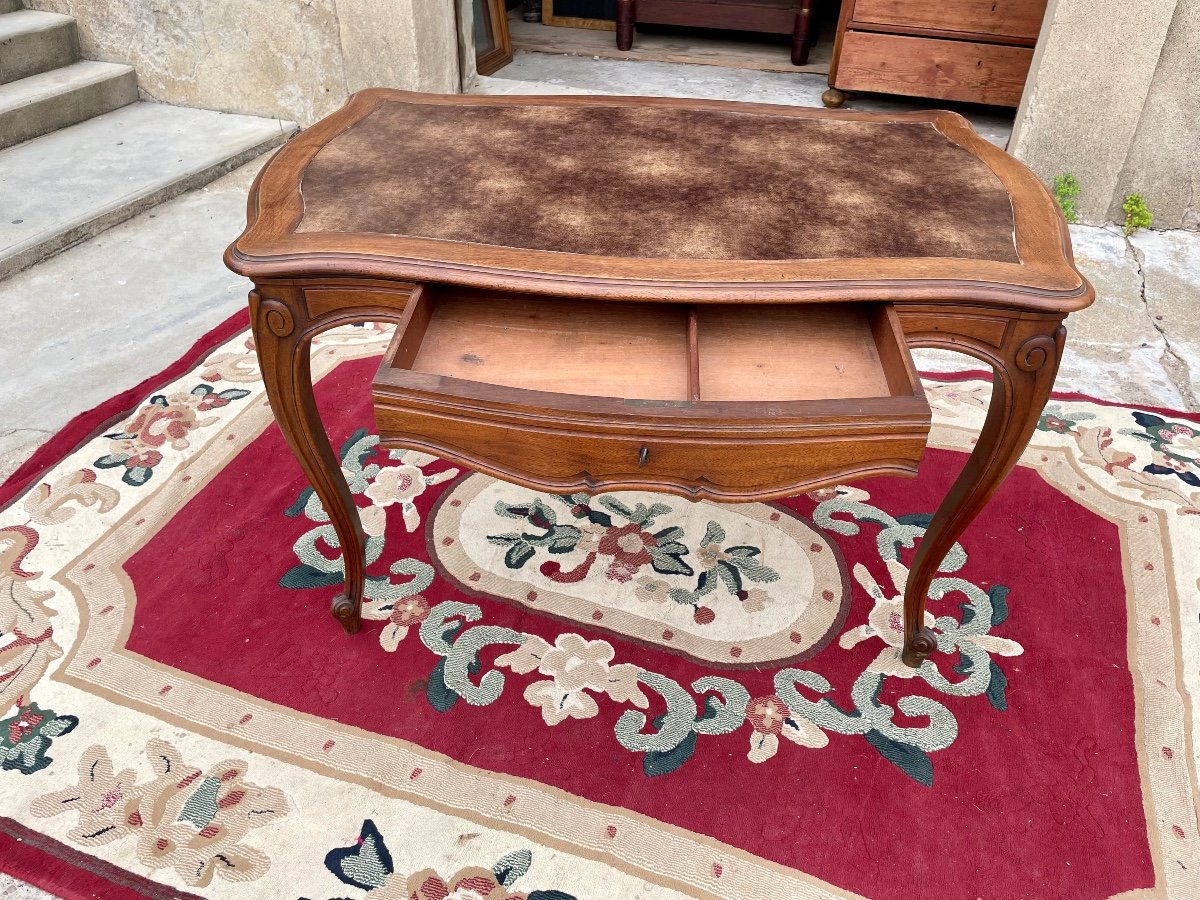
[225,90,1093,669]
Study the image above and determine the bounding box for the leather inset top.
[296,99,1019,264]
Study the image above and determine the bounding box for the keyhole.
[638,446,650,466]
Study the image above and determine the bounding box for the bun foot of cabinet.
[822,87,847,108]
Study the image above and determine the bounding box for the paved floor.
[478,51,1016,147]
[0,158,262,481]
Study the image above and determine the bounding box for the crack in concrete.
[1125,232,1199,411]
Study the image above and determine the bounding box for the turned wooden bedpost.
[792,0,815,66]
[900,315,1067,667]
[616,0,636,51]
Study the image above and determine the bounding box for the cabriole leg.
[250,289,367,635]
[821,87,846,109]
[902,319,1066,667]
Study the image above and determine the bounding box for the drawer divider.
[686,305,701,402]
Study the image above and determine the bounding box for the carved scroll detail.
[1015,333,1057,372]
[259,297,297,338]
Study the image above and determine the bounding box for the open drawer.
[372,287,931,501]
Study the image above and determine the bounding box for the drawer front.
[851,0,1046,41]
[374,405,928,502]
[833,31,1033,106]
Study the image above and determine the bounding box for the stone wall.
[1111,0,1199,229]
[25,0,460,126]
[1011,0,1198,230]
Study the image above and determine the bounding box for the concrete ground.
[0,54,1198,900]
[477,51,1016,147]
[0,158,261,481]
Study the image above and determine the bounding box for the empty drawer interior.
[380,288,921,404]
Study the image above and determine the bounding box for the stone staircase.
[0,0,295,279]
[0,4,137,149]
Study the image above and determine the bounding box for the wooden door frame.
[475,0,515,75]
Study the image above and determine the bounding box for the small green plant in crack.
[1052,173,1080,223]
[1123,193,1152,235]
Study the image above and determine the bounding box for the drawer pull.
[638,446,650,466]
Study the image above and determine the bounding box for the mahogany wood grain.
[835,21,1038,49]
[833,31,1034,106]
[411,293,691,400]
[303,280,417,319]
[385,284,432,370]
[230,90,1094,667]
[851,0,1046,42]
[899,310,1066,665]
[686,306,700,402]
[695,304,895,401]
[249,284,409,635]
[475,0,514,76]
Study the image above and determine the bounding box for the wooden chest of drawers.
[824,0,1047,108]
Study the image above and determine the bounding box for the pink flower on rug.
[600,520,657,571]
[604,558,640,583]
[374,594,432,652]
[496,634,647,725]
[634,576,670,602]
[746,695,787,736]
[839,562,1022,679]
[390,594,430,628]
[742,588,770,613]
[125,399,211,450]
[123,448,164,470]
[364,451,458,532]
[745,694,828,763]
[574,522,605,554]
[1162,425,1200,463]
[839,562,938,679]
[695,542,725,569]
[30,740,289,887]
[398,865,527,900]
[7,705,43,744]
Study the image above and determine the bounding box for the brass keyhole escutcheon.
[638,445,650,466]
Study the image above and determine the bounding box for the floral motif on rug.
[276,434,1018,784]
[1,322,1198,900]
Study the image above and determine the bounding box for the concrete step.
[0,10,78,85]
[0,59,138,149]
[0,101,296,278]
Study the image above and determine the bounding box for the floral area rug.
[2,317,1199,900]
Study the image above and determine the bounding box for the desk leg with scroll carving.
[901,315,1066,668]
[250,288,367,635]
